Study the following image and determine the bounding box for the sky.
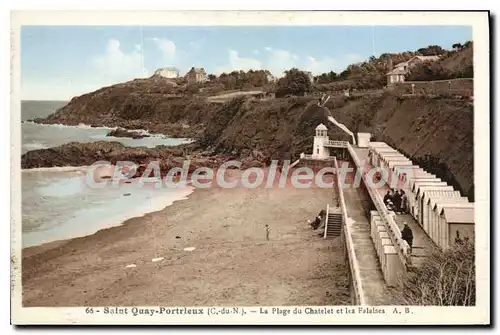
[20,25,472,101]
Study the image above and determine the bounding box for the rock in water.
[107,128,149,139]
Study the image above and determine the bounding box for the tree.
[417,45,446,56]
[275,68,312,97]
[207,74,217,81]
[452,43,463,51]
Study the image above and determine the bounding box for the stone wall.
[392,78,473,97]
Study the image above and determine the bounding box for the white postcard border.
[10,10,490,325]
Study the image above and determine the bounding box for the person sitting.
[386,200,396,212]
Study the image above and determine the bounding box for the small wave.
[23,142,48,151]
[23,121,116,131]
[22,166,90,172]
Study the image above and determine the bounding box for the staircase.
[324,206,342,238]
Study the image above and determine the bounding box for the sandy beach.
[22,169,350,307]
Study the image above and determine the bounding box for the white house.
[154,67,180,79]
[386,55,441,86]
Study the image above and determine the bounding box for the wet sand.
[22,169,350,307]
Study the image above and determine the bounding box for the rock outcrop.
[106,128,149,139]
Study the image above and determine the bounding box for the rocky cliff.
[199,92,474,199]
[31,79,474,199]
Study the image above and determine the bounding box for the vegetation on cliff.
[313,41,473,90]
[402,241,475,306]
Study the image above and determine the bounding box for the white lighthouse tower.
[312,123,330,159]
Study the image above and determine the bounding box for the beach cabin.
[385,162,414,187]
[370,147,398,167]
[419,186,458,232]
[390,165,421,188]
[403,175,437,214]
[433,204,475,249]
[379,155,410,171]
[392,166,426,187]
[426,195,469,246]
[415,185,454,227]
[425,190,464,240]
[409,180,445,220]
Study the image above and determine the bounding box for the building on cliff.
[386,55,440,86]
[185,67,207,83]
[153,67,180,79]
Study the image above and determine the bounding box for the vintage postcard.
[10,10,490,325]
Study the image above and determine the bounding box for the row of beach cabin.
[366,142,474,250]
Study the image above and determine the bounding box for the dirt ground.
[22,170,350,307]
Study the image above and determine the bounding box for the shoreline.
[22,186,197,254]
[22,169,350,306]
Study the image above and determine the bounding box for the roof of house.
[368,142,391,148]
[155,67,180,72]
[386,68,407,75]
[430,197,469,210]
[440,207,475,224]
[426,191,464,206]
[416,185,453,197]
[413,55,440,62]
[412,181,447,193]
[186,67,206,75]
[316,123,328,131]
[435,202,474,214]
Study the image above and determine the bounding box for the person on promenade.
[383,190,392,205]
[401,190,408,214]
[401,222,414,254]
[393,190,402,213]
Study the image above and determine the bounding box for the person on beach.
[265,224,271,241]
[401,222,413,254]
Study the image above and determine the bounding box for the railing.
[323,204,330,239]
[346,143,412,268]
[301,154,336,161]
[325,140,349,148]
[333,157,367,305]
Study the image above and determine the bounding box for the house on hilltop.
[185,67,207,83]
[305,71,315,84]
[154,67,180,79]
[386,55,440,86]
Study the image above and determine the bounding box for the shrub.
[402,241,475,306]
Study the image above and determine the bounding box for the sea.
[21,101,194,248]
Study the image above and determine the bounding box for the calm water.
[21,101,194,248]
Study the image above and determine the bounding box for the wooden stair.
[324,207,342,238]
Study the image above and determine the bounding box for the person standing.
[401,190,408,214]
[265,224,271,241]
[401,222,413,254]
[393,190,402,213]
